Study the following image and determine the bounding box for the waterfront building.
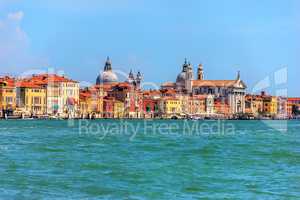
[179,95,190,116]
[89,85,105,118]
[245,94,264,116]
[192,70,246,114]
[159,96,182,119]
[107,82,143,118]
[187,95,206,116]
[161,59,246,115]
[0,76,16,117]
[103,96,115,118]
[79,85,107,118]
[205,95,215,115]
[261,92,278,116]
[142,90,160,118]
[114,100,125,118]
[16,81,47,116]
[142,98,160,118]
[79,88,95,118]
[277,96,288,118]
[29,74,80,118]
[214,98,230,116]
[287,98,300,117]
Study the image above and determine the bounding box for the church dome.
[176,72,186,83]
[96,71,118,84]
[96,57,118,84]
[176,71,186,86]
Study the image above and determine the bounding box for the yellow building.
[160,97,182,118]
[0,77,16,116]
[79,87,102,118]
[114,100,124,118]
[263,95,278,116]
[16,82,47,116]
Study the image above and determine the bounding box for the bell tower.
[197,64,204,80]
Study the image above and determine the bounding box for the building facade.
[161,59,246,115]
[160,97,182,118]
[0,77,16,117]
[16,82,47,116]
[29,74,79,118]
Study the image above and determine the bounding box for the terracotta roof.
[110,82,134,91]
[245,94,263,100]
[144,89,158,93]
[192,80,238,87]
[288,98,300,101]
[116,82,131,88]
[16,81,43,88]
[94,82,118,91]
[0,76,15,87]
[160,88,176,94]
[26,74,78,84]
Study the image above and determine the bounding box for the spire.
[182,58,188,72]
[104,56,112,71]
[129,69,134,79]
[136,71,142,80]
[236,70,240,80]
[126,69,135,84]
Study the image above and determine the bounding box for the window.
[5,97,13,103]
[33,97,41,105]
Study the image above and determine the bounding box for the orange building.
[0,76,16,117]
[214,98,230,116]
[287,98,300,117]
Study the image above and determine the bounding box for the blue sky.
[0,0,299,96]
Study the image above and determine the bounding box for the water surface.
[0,120,299,199]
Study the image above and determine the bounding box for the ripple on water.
[0,120,300,199]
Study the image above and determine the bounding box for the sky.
[0,0,299,96]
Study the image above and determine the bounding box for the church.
[162,59,247,114]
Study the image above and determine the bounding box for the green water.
[0,120,299,199]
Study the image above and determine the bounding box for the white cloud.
[0,11,28,58]
[0,11,48,75]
